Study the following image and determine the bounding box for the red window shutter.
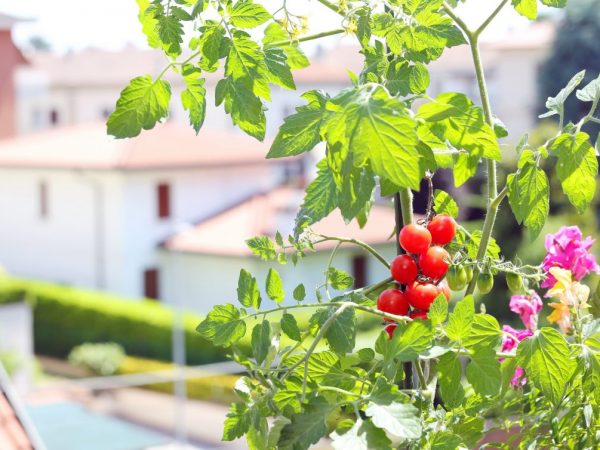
[352,255,368,289]
[144,269,160,300]
[157,183,171,219]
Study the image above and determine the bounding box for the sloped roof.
[162,187,396,255]
[0,122,273,170]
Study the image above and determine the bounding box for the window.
[144,268,160,299]
[49,109,59,126]
[352,255,368,289]
[39,181,48,219]
[157,183,171,219]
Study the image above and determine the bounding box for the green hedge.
[0,277,227,365]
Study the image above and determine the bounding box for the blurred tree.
[538,0,600,135]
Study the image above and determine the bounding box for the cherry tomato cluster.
[378,215,457,339]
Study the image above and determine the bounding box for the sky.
[0,0,549,54]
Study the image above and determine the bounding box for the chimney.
[0,14,27,139]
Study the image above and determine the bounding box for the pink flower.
[509,292,542,331]
[501,325,532,387]
[541,226,600,288]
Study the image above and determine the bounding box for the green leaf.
[197,21,226,71]
[577,74,600,102]
[386,60,430,96]
[229,1,271,28]
[445,295,475,342]
[268,91,329,158]
[465,348,501,396]
[246,236,276,260]
[428,294,448,326]
[428,431,463,450]
[293,284,306,302]
[512,0,537,20]
[463,314,503,350]
[327,267,354,290]
[252,320,271,364]
[157,14,184,56]
[264,46,295,90]
[278,399,333,450]
[281,313,301,341]
[369,378,405,406]
[433,189,459,218]
[295,159,339,232]
[181,65,206,134]
[438,352,465,408]
[325,85,422,190]
[268,417,292,448]
[197,303,246,347]
[516,327,577,404]
[550,132,598,214]
[358,348,375,363]
[218,77,266,140]
[450,416,484,448]
[137,0,160,48]
[263,23,309,70]
[507,151,549,238]
[339,165,376,224]
[226,32,270,100]
[331,419,392,450]
[466,231,501,260]
[223,403,249,440]
[541,70,586,118]
[417,93,501,162]
[266,268,285,303]
[237,269,261,309]
[107,75,171,138]
[365,402,422,441]
[325,307,357,354]
[386,320,433,362]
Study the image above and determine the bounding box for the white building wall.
[159,244,397,313]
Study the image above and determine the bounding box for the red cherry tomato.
[384,323,397,339]
[410,310,428,320]
[406,282,441,310]
[419,246,450,280]
[427,215,457,245]
[390,254,418,285]
[377,289,409,321]
[399,224,431,255]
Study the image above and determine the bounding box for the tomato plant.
[109,0,600,448]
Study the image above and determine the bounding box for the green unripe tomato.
[506,272,523,293]
[446,265,467,291]
[477,272,494,294]
[464,265,474,282]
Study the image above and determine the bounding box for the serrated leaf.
[428,294,448,326]
[438,352,465,408]
[196,303,246,347]
[418,93,501,162]
[365,402,422,441]
[218,77,266,140]
[463,314,503,350]
[516,327,577,404]
[137,0,160,48]
[278,399,333,450]
[325,307,356,354]
[268,91,329,158]
[226,33,270,100]
[433,189,459,218]
[577,74,600,102]
[229,1,271,28]
[295,159,339,233]
[339,165,376,224]
[223,403,249,440]
[246,236,276,260]
[550,132,598,214]
[446,295,474,342]
[541,70,586,118]
[252,320,271,364]
[281,313,301,341]
[386,60,430,96]
[327,267,354,290]
[386,320,433,362]
[198,21,226,71]
[324,85,422,190]
[266,268,285,303]
[466,231,501,259]
[264,46,295,90]
[466,348,501,396]
[293,284,306,302]
[157,14,184,56]
[358,348,375,363]
[263,23,309,70]
[107,75,171,138]
[331,419,392,450]
[507,156,549,239]
[268,417,292,448]
[512,0,537,20]
[181,65,206,134]
[237,269,261,309]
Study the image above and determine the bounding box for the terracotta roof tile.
[163,187,396,255]
[0,122,274,170]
